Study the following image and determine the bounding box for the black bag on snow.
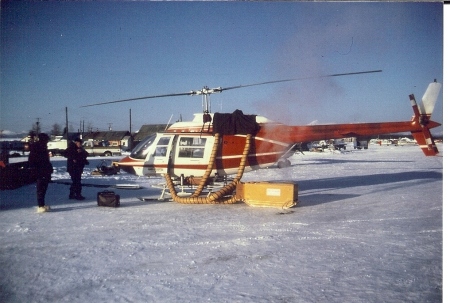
[97,190,120,207]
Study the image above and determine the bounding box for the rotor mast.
[189,86,222,113]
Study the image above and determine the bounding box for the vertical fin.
[420,80,441,116]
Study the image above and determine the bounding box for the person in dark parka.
[65,138,89,200]
[28,133,53,213]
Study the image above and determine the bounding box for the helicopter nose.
[119,165,136,175]
[117,156,137,175]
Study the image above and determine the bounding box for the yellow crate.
[236,182,298,208]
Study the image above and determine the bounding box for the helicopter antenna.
[165,114,173,130]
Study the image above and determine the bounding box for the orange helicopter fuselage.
[117,109,440,178]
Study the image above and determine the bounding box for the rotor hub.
[190,86,223,96]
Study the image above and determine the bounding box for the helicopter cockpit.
[130,134,156,160]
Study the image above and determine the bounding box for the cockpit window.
[154,136,171,157]
[130,134,156,160]
[157,137,171,146]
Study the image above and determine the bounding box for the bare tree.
[51,123,62,136]
[87,122,94,133]
[31,122,41,134]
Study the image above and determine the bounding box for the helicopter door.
[174,136,208,176]
[153,135,175,175]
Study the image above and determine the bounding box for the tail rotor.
[408,80,442,156]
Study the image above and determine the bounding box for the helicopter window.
[155,147,167,157]
[178,137,206,158]
[179,137,206,147]
[157,137,171,146]
[130,134,156,160]
[154,136,171,157]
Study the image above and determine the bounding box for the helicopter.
[82,71,441,203]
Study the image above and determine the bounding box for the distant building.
[133,124,169,143]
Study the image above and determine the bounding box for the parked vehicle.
[308,139,347,151]
[307,141,327,151]
[47,139,68,156]
[329,139,347,150]
[83,140,122,157]
[354,140,368,149]
[398,137,417,145]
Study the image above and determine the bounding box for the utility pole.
[65,107,69,148]
[35,118,41,133]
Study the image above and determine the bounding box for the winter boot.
[69,188,76,199]
[37,205,51,213]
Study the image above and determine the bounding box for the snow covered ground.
[0,143,443,302]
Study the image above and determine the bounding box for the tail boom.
[258,80,441,156]
[266,120,440,146]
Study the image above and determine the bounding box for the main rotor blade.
[81,91,193,107]
[220,69,382,91]
[81,69,381,107]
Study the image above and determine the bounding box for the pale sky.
[1,2,443,135]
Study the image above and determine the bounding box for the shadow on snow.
[295,170,442,207]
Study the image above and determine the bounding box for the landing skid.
[151,176,234,201]
[137,196,161,202]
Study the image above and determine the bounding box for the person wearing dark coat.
[28,133,53,213]
[65,138,89,200]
